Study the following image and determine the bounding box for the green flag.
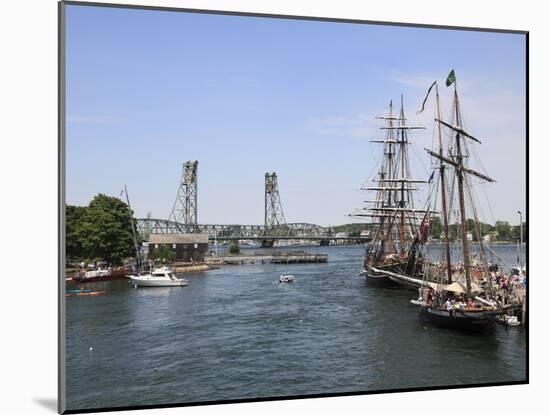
[445,69,456,87]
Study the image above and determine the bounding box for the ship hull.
[420,307,496,334]
[361,265,404,288]
[388,275,423,290]
[362,256,425,289]
[362,272,401,287]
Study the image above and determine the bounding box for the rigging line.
[359,148,384,192]
[420,168,438,213]
[470,145,492,183]
[420,172,440,273]
[464,173,493,293]
[484,244,513,270]
[409,172,439,253]
[466,166,490,225]
[446,167,457,232]
[368,139,384,171]
[404,135,419,211]
[464,174,484,246]
[462,143,492,226]
[481,179,496,225]
[429,176,441,261]
[431,109,439,155]
[410,137,430,177]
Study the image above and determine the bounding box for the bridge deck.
[136,218,370,241]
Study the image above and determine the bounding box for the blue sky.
[65,4,526,226]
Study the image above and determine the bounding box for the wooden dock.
[173,263,210,273]
[205,251,328,266]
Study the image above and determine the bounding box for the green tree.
[66,205,86,260]
[228,240,240,255]
[495,220,512,241]
[71,194,137,265]
[430,216,442,240]
[511,222,527,242]
[510,225,520,241]
[479,222,495,240]
[465,218,480,241]
[150,245,175,263]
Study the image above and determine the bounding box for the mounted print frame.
[59,1,528,413]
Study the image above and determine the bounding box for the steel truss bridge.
[137,164,370,244]
[135,218,369,243]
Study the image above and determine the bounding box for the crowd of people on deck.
[491,269,527,307]
[422,288,482,311]
[493,270,527,292]
[420,270,527,311]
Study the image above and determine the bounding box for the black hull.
[420,307,493,334]
[361,270,402,288]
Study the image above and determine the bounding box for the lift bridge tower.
[263,172,286,247]
[169,160,198,232]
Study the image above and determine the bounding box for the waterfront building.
[148,233,209,263]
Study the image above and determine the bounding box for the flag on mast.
[445,69,456,87]
[416,80,437,115]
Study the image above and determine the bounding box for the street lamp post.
[517,211,523,271]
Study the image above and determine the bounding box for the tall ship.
[353,97,431,287]
[387,71,517,332]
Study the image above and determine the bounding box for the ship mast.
[354,99,427,269]
[435,84,453,284]
[384,101,395,253]
[399,95,406,249]
[452,81,472,297]
[360,100,396,265]
[426,72,496,294]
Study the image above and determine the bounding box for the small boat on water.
[279,275,295,283]
[73,266,130,283]
[496,314,521,327]
[129,266,189,287]
[66,289,106,297]
[66,288,95,294]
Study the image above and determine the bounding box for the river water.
[65,244,527,411]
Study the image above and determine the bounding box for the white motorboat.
[496,314,521,327]
[129,266,189,287]
[279,275,295,283]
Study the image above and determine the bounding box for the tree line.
[332,218,527,242]
[425,217,527,242]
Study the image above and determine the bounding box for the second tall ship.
[354,97,431,287]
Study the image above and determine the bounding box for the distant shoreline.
[428,240,525,245]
